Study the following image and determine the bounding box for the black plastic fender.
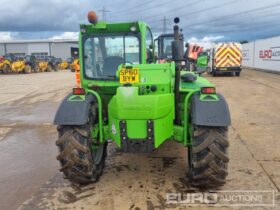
[191,93,231,126]
[54,93,95,125]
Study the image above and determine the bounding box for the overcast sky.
[0,0,279,46]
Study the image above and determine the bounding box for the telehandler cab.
[54,12,231,188]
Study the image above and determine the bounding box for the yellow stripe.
[216,54,229,66]
[217,58,238,67]
[231,45,242,56]
[215,43,242,67]
[215,47,228,59]
[215,49,241,67]
[215,49,229,62]
[217,55,237,67]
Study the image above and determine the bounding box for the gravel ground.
[0,69,279,210]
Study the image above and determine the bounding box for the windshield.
[83,34,140,79]
[163,37,173,56]
[160,36,173,60]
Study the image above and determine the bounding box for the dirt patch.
[0,127,12,141]
[1,69,280,209]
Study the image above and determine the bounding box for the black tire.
[188,126,229,189]
[46,65,52,72]
[33,64,39,73]
[212,70,217,77]
[24,65,32,74]
[235,72,240,76]
[56,114,107,184]
[3,64,11,74]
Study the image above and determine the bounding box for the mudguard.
[191,93,231,126]
[54,93,95,125]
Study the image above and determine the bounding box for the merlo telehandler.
[54,12,230,188]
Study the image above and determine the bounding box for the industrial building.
[0,39,78,60]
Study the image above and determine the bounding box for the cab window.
[145,27,153,63]
[83,34,140,79]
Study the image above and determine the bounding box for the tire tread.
[188,126,229,189]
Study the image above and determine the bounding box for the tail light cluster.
[201,87,216,94]
[73,88,86,95]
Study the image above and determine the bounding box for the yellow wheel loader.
[36,57,53,72]
[0,54,14,73]
[0,54,35,74]
[0,60,12,74]
[11,59,26,73]
[70,58,79,72]
[23,55,37,73]
[58,60,69,70]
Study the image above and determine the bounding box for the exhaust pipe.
[172,17,184,125]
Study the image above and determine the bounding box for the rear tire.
[33,64,39,73]
[212,70,217,76]
[235,72,240,76]
[24,65,32,74]
[188,126,229,189]
[56,116,107,184]
[3,64,11,74]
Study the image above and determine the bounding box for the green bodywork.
[197,54,208,68]
[75,21,217,149]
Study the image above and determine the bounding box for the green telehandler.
[54,12,230,188]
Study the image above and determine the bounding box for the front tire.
[46,65,52,72]
[56,122,107,184]
[24,65,32,74]
[188,126,229,188]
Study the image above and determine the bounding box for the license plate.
[120,68,139,84]
[220,68,227,71]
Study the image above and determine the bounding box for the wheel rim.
[25,65,31,73]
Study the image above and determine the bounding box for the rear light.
[201,87,216,94]
[73,87,86,95]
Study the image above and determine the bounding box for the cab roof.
[80,21,149,34]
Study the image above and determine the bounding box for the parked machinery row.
[0,54,78,74]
